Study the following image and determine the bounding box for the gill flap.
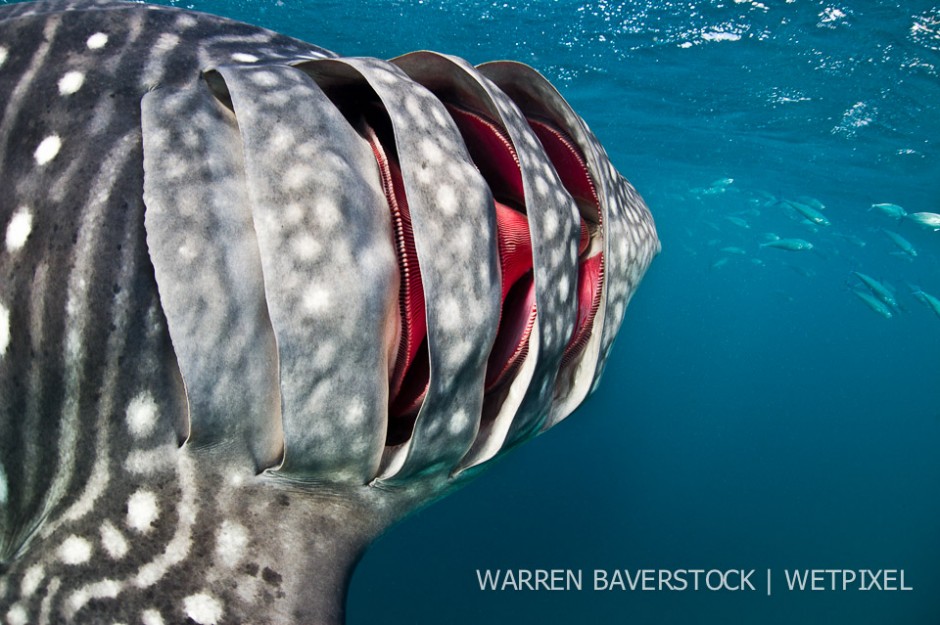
[141,84,283,471]
[320,57,501,482]
[392,51,583,469]
[208,64,398,484]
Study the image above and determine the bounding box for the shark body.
[0,2,659,622]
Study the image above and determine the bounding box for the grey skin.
[0,1,659,623]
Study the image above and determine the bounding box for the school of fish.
[678,178,939,322]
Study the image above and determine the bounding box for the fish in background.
[852,289,894,319]
[909,286,940,319]
[725,215,751,229]
[905,212,940,231]
[703,178,734,194]
[852,271,900,312]
[759,235,814,251]
[784,263,816,278]
[781,198,831,227]
[882,230,917,259]
[871,202,907,219]
[832,232,867,247]
[689,177,734,197]
[796,196,826,211]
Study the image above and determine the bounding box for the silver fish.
[784,199,830,226]
[760,238,814,251]
[852,272,898,310]
[910,287,940,319]
[852,290,893,319]
[0,2,659,623]
[882,229,917,258]
[832,231,867,247]
[906,211,940,231]
[871,202,907,219]
[796,195,825,211]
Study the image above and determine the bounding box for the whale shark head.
[0,1,658,623]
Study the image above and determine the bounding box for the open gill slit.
[359,117,429,445]
[526,117,605,364]
[445,103,525,209]
[560,253,604,369]
[445,104,536,396]
[528,117,602,228]
[484,277,537,391]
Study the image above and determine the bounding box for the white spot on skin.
[445,338,473,370]
[100,521,129,559]
[302,284,330,315]
[5,206,33,252]
[373,66,400,84]
[20,564,44,597]
[404,95,422,119]
[214,521,248,568]
[0,462,6,505]
[439,297,461,331]
[230,52,259,63]
[0,46,8,69]
[558,274,570,301]
[183,593,223,625]
[5,604,27,625]
[126,490,159,533]
[542,210,559,239]
[34,135,61,165]
[534,175,550,197]
[124,444,177,475]
[419,137,444,164]
[283,164,312,190]
[58,71,85,95]
[175,13,197,29]
[133,452,197,589]
[289,233,322,262]
[86,32,108,49]
[249,70,279,87]
[66,579,121,617]
[58,535,92,565]
[0,304,10,356]
[430,106,447,127]
[448,408,469,435]
[125,392,158,438]
[154,33,179,52]
[313,196,340,228]
[436,185,457,215]
[342,399,365,427]
[141,609,165,625]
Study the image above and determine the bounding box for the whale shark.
[0,1,659,622]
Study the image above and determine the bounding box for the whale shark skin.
[0,1,659,623]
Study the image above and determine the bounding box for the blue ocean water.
[94,0,940,622]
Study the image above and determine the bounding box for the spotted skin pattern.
[0,1,659,623]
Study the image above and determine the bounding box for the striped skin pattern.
[0,1,659,623]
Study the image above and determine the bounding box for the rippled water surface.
[26,0,940,622]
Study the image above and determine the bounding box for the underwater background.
[26,0,940,622]
[157,0,938,623]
